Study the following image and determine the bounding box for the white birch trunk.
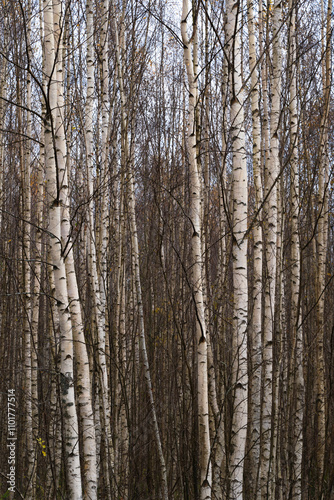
[225,1,248,497]
[247,1,262,496]
[181,2,211,498]
[288,4,303,497]
[97,0,110,330]
[85,2,113,495]
[43,2,82,497]
[22,43,34,495]
[261,0,282,496]
[51,3,98,496]
[315,0,331,488]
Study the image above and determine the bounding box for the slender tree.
[43,1,82,496]
[181,2,212,498]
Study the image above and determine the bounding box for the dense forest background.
[0,0,333,498]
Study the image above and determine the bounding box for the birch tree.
[287,3,304,497]
[246,0,262,495]
[181,2,211,498]
[260,0,282,496]
[84,0,113,494]
[1,0,334,498]
[225,0,248,497]
[43,1,82,496]
[315,0,332,492]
